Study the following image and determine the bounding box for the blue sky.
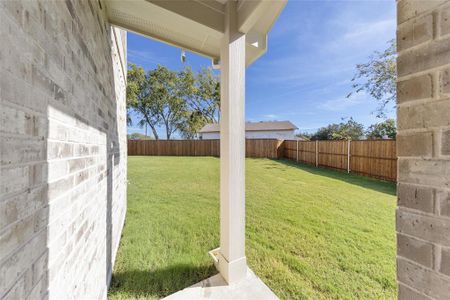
[127,0,396,137]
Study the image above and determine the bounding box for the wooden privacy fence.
[128,139,397,181]
[284,139,397,181]
[127,139,284,159]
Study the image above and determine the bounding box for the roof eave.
[105,0,287,66]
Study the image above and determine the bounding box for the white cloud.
[245,2,396,130]
[325,18,395,54]
[251,3,395,82]
[128,49,167,65]
[261,114,279,120]
[318,92,367,112]
[255,111,316,121]
[343,19,395,42]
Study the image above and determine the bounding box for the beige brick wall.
[397,0,450,299]
[0,1,127,299]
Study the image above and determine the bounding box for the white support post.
[217,0,247,284]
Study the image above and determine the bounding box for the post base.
[209,248,247,284]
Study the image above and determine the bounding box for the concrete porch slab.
[163,268,278,300]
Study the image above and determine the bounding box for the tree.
[296,132,312,141]
[311,118,365,140]
[311,126,334,141]
[177,110,206,139]
[177,67,220,139]
[366,118,396,139]
[347,39,396,118]
[149,66,187,140]
[125,99,133,126]
[127,133,153,140]
[127,64,221,140]
[126,64,142,126]
[330,118,365,140]
[193,67,220,122]
[127,64,161,140]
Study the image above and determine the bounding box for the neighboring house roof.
[199,121,298,133]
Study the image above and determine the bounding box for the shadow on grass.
[109,264,217,299]
[270,159,396,196]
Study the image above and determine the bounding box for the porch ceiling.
[105,0,287,66]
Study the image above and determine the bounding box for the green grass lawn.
[109,156,397,300]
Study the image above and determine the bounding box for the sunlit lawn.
[109,156,397,299]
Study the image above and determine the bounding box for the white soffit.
[105,0,287,66]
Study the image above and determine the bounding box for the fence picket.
[128,139,397,181]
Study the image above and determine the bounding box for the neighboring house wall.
[396,1,450,299]
[245,130,296,140]
[0,1,127,299]
[201,132,221,139]
[201,130,295,140]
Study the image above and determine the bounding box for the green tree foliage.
[176,110,206,139]
[127,64,220,140]
[296,132,312,141]
[311,118,365,141]
[348,40,396,118]
[366,118,396,139]
[193,67,220,122]
[127,133,153,140]
[177,67,220,139]
[127,64,161,139]
[126,64,145,126]
[150,66,187,140]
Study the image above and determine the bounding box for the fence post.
[315,140,319,167]
[278,140,284,159]
[296,139,299,162]
[347,140,351,173]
